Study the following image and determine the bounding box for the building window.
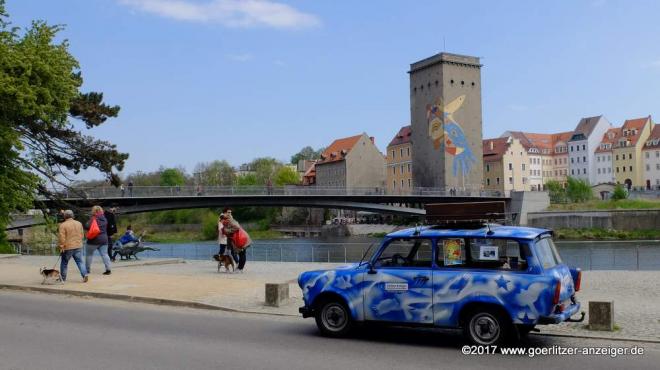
[400,164,404,174]
[486,178,491,186]
[630,166,632,171]
[522,164,526,171]
[509,177,513,184]
[486,164,490,172]
[646,165,650,171]
[571,158,574,164]
[608,168,611,173]
[623,167,626,172]
[646,152,650,159]
[393,166,396,175]
[577,157,580,163]
[629,153,632,160]
[391,150,395,159]
[570,146,574,152]
[393,180,396,189]
[496,177,500,185]
[582,144,586,151]
[616,167,619,173]
[523,177,527,184]
[408,178,411,187]
[656,151,659,158]
[407,147,410,156]
[657,164,660,170]
[400,148,404,157]
[407,163,411,173]
[583,156,586,162]
[616,154,619,160]
[598,168,601,174]
[583,168,586,174]
[508,163,513,170]
[571,169,574,175]
[401,179,404,188]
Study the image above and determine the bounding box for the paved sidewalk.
[0,256,658,341]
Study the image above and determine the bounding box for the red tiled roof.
[615,116,651,147]
[302,162,316,185]
[644,124,660,150]
[595,127,621,153]
[551,131,573,146]
[482,137,510,162]
[388,125,411,147]
[317,134,363,164]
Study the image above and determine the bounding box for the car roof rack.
[424,201,509,229]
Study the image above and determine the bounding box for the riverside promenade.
[0,255,658,342]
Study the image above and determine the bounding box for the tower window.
[461,80,465,85]
[471,82,475,86]
[450,79,454,84]
[435,80,438,86]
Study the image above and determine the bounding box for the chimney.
[370,136,375,144]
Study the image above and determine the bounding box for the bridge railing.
[45,185,507,199]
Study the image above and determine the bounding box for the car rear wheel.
[464,309,511,346]
[315,299,353,338]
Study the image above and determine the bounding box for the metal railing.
[42,186,507,199]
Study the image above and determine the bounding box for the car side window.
[436,238,466,267]
[374,238,433,268]
[466,238,529,271]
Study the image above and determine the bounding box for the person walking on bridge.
[58,210,88,283]
[85,206,112,276]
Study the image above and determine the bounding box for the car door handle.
[415,276,429,282]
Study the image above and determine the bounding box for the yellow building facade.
[386,126,413,194]
[612,117,653,188]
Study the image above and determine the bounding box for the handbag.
[86,217,100,240]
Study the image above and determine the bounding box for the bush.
[545,180,566,203]
[566,177,592,203]
[0,242,16,254]
[611,184,627,200]
[201,212,219,240]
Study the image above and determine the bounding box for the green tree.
[544,180,566,203]
[0,2,127,248]
[273,166,300,186]
[160,168,186,186]
[194,160,234,186]
[611,184,628,200]
[249,157,281,184]
[566,177,592,203]
[235,173,258,187]
[290,146,324,165]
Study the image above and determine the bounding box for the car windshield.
[535,237,562,269]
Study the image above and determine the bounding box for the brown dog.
[213,254,235,273]
[40,267,63,284]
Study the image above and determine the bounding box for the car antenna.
[358,242,375,267]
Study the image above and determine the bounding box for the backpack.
[87,217,100,240]
[231,228,250,249]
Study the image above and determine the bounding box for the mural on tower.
[426,94,476,177]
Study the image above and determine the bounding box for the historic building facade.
[386,125,413,194]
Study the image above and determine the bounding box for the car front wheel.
[315,299,353,338]
[464,309,511,346]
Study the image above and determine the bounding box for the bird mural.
[425,95,476,177]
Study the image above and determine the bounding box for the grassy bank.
[554,228,660,240]
[548,199,660,211]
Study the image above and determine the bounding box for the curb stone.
[0,254,20,259]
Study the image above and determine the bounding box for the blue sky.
[7,0,660,178]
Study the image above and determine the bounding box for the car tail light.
[552,278,561,305]
[575,271,582,292]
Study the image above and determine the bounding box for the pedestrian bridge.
[40,186,508,217]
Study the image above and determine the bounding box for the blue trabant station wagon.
[298,224,584,345]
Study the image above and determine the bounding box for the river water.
[138,237,660,271]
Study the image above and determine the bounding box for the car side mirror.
[368,262,377,274]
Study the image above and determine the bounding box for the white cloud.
[119,0,321,29]
[227,53,253,62]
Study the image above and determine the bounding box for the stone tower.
[409,52,483,191]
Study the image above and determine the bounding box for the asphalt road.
[0,291,657,370]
